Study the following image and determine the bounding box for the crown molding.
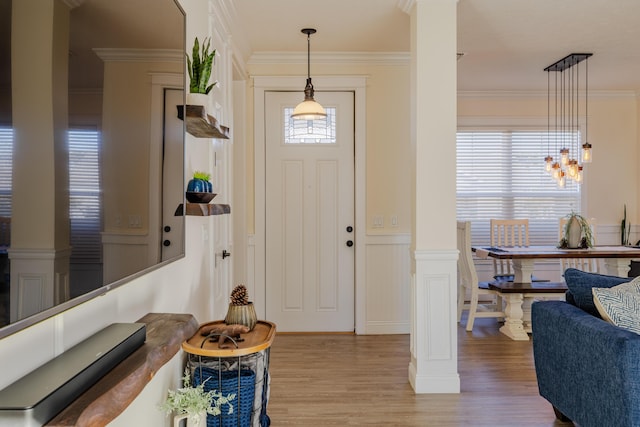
[397,0,414,14]
[62,0,85,9]
[248,51,410,66]
[457,90,639,99]
[93,48,183,63]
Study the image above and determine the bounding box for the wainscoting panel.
[247,233,412,334]
[364,234,411,334]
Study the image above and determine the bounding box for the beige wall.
[245,61,413,235]
[458,92,639,227]
[244,71,639,236]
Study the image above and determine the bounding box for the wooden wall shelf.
[175,203,231,216]
[177,105,229,139]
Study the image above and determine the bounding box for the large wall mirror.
[0,0,186,338]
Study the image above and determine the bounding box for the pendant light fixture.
[291,28,326,120]
[543,53,593,186]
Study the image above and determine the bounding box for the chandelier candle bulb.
[544,156,553,172]
[582,142,592,163]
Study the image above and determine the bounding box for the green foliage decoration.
[558,211,594,249]
[193,170,211,181]
[621,204,631,246]
[159,368,235,423]
[187,37,217,94]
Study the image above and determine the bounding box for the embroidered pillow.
[592,277,640,334]
[564,268,629,316]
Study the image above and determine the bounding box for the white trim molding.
[93,48,183,63]
[253,75,367,333]
[249,52,409,66]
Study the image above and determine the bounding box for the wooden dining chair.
[490,219,529,280]
[558,217,599,273]
[457,221,504,331]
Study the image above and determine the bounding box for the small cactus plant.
[192,171,211,181]
[187,171,213,193]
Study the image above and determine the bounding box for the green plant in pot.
[160,368,235,427]
[187,37,217,97]
[186,171,215,203]
[558,211,594,249]
[187,171,212,193]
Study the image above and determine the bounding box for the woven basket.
[193,367,256,427]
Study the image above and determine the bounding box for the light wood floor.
[267,317,573,426]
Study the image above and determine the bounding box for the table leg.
[604,258,631,278]
[522,297,533,333]
[512,259,534,283]
[498,293,529,341]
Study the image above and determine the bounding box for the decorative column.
[10,0,71,320]
[406,0,460,393]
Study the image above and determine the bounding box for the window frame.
[456,117,586,247]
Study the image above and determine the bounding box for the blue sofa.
[532,268,640,427]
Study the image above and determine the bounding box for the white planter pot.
[187,92,209,106]
[173,411,207,427]
[567,216,582,248]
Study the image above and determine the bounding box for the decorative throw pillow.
[592,277,640,334]
[564,268,629,316]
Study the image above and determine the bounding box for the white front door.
[265,91,355,332]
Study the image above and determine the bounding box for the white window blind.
[0,128,12,218]
[457,129,581,246]
[68,129,102,263]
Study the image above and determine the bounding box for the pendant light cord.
[307,32,311,80]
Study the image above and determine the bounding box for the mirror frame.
[0,0,187,339]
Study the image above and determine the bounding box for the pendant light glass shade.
[292,28,326,120]
[291,79,326,120]
[582,142,592,163]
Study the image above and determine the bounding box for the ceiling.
[230,0,640,92]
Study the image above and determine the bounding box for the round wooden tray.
[182,320,276,357]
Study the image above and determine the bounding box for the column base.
[408,362,461,393]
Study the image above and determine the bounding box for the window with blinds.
[457,129,581,246]
[0,128,12,218]
[68,129,102,263]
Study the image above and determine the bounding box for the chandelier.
[544,53,593,187]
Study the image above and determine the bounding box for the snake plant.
[187,37,217,94]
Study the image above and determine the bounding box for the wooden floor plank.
[267,317,573,426]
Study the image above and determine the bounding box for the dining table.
[473,245,640,283]
[471,245,640,340]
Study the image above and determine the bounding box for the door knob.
[163,240,171,246]
[222,249,231,259]
[346,226,353,233]
[346,240,354,247]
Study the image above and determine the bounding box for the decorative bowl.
[186,192,216,203]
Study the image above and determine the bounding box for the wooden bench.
[488,281,567,341]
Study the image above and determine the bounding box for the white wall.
[0,1,228,425]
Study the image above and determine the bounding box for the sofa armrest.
[532,300,640,427]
